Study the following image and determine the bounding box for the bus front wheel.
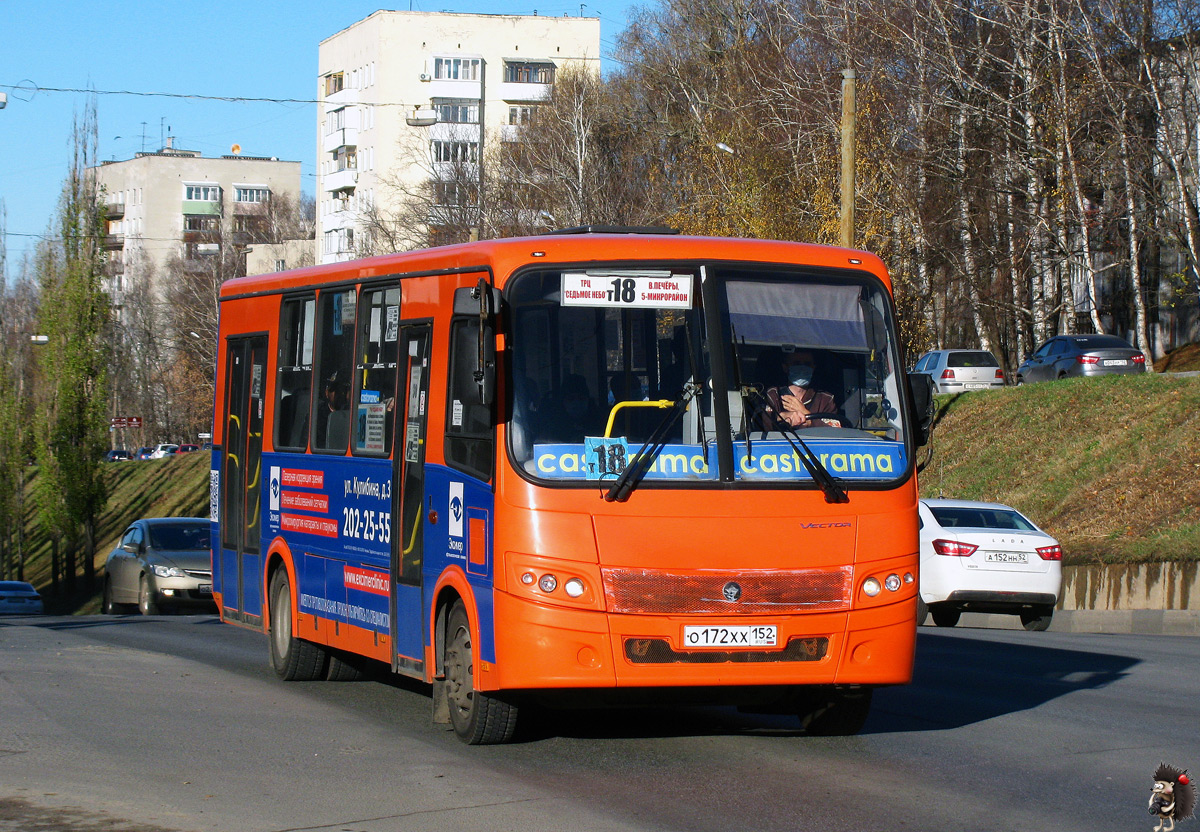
[268,568,327,681]
[797,686,873,736]
[443,601,518,744]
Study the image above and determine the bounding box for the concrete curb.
[933,609,1200,636]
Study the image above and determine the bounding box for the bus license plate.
[683,625,777,648]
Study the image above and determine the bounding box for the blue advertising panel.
[262,453,393,634]
[532,439,904,481]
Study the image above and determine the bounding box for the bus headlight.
[564,578,585,598]
[884,574,902,592]
[538,574,558,593]
[863,577,882,597]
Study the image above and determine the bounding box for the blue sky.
[0,0,638,275]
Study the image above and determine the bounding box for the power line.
[0,82,415,108]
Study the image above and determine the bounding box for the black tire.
[1020,607,1054,632]
[798,687,873,736]
[931,606,960,628]
[268,568,327,681]
[138,575,160,615]
[443,601,518,744]
[325,650,366,681]
[916,596,929,626]
[102,579,129,615]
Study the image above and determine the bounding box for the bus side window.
[444,317,493,481]
[312,288,358,454]
[275,295,315,451]
[352,287,401,456]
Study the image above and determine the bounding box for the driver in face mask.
[767,348,840,428]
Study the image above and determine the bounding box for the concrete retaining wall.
[1059,562,1200,611]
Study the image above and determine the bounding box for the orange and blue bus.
[212,228,933,743]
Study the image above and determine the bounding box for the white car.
[918,499,1062,631]
[148,443,179,459]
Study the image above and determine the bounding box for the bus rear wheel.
[443,601,518,744]
[268,568,327,681]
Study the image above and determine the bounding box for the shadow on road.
[865,630,1138,733]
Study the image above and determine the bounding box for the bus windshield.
[508,264,908,487]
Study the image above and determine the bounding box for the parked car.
[912,349,1005,394]
[102,517,215,615]
[175,444,201,454]
[136,446,154,460]
[148,444,179,459]
[103,449,131,462]
[1015,334,1146,384]
[918,498,1062,631]
[0,581,43,615]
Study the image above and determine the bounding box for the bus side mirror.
[473,278,496,407]
[907,372,936,446]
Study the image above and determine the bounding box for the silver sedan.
[102,518,215,615]
[1016,334,1146,383]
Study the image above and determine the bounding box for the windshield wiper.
[741,388,849,504]
[604,381,702,503]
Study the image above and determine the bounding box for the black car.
[1015,334,1146,384]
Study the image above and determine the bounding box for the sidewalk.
[948,609,1200,636]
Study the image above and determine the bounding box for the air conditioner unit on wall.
[419,73,431,82]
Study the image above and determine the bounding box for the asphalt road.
[0,614,1196,832]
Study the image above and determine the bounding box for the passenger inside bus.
[322,372,351,449]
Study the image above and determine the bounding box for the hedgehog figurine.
[1150,763,1196,832]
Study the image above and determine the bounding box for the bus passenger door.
[390,323,431,675]
[219,335,268,624]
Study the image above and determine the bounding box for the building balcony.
[325,167,358,194]
[102,233,124,250]
[103,201,125,219]
[324,87,359,108]
[497,81,552,102]
[181,200,221,217]
[232,200,267,216]
[182,230,221,244]
[323,126,358,154]
[426,78,481,101]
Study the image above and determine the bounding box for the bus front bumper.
[490,591,915,691]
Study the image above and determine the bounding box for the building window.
[185,216,219,232]
[433,98,479,124]
[275,259,287,271]
[433,180,477,207]
[508,106,535,125]
[235,187,269,203]
[432,140,478,163]
[185,185,220,201]
[504,61,555,84]
[325,72,344,96]
[434,57,480,81]
[333,147,357,171]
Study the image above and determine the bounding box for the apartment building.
[92,143,302,310]
[316,10,601,264]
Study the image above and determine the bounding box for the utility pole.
[840,69,856,249]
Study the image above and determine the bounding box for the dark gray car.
[1015,334,1146,384]
[102,518,215,615]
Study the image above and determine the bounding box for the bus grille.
[601,566,852,615]
[624,636,829,664]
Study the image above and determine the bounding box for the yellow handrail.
[604,399,674,438]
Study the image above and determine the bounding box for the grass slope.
[920,373,1200,564]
